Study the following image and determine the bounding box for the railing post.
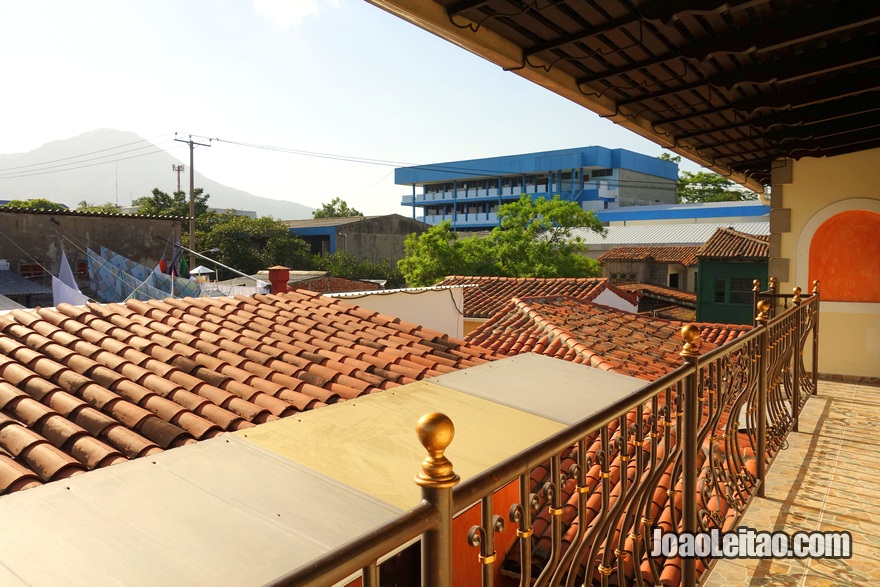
[752,279,761,327]
[812,280,820,394]
[679,325,701,587]
[792,287,802,432]
[415,413,460,587]
[756,300,770,499]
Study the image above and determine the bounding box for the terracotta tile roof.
[0,291,501,496]
[616,282,697,306]
[698,227,770,259]
[466,297,750,381]
[434,276,638,318]
[597,246,700,267]
[640,305,697,321]
[468,297,753,583]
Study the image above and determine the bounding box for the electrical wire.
[0,133,176,172]
[209,135,688,190]
[0,140,185,180]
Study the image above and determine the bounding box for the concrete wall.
[603,259,691,290]
[0,210,182,287]
[327,287,464,339]
[336,215,429,264]
[602,260,651,283]
[774,148,880,378]
[593,287,639,313]
[617,169,677,206]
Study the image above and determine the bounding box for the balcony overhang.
[369,0,880,191]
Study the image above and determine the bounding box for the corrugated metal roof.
[0,271,51,296]
[572,222,770,246]
[0,294,25,311]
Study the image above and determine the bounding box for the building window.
[592,169,613,178]
[669,273,679,288]
[730,278,754,304]
[76,261,88,277]
[714,277,726,302]
[20,262,46,280]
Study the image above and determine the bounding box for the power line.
[213,136,685,190]
[0,140,185,180]
[0,133,175,172]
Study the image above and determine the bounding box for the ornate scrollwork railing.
[268,280,820,587]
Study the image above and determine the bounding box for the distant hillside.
[0,129,314,219]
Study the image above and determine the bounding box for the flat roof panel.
[0,437,402,586]
[426,353,645,424]
[235,383,566,510]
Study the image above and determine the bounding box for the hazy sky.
[0,0,699,216]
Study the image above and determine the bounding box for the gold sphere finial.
[415,412,460,488]
[756,299,770,323]
[812,280,820,294]
[752,279,761,292]
[769,276,778,293]
[680,324,701,358]
[792,286,802,305]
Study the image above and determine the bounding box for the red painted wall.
[809,210,880,303]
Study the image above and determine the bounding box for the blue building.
[396,146,678,231]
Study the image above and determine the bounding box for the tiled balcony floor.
[705,380,880,586]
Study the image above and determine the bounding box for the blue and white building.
[396,146,679,231]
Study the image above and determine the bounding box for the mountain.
[0,129,314,219]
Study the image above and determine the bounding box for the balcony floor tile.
[705,380,880,586]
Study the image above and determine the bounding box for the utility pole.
[172,164,185,192]
[173,135,211,271]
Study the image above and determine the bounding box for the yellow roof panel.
[234,382,566,510]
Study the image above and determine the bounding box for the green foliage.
[311,251,406,289]
[312,197,362,218]
[398,195,605,287]
[676,171,758,203]
[4,198,67,211]
[134,188,210,217]
[197,214,310,276]
[76,201,120,213]
[658,152,758,203]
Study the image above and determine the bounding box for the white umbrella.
[189,265,214,276]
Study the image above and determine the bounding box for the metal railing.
[268,279,820,587]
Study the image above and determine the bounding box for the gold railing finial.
[752,279,761,292]
[769,276,778,293]
[792,286,802,305]
[812,279,820,295]
[680,324,701,358]
[415,412,460,488]
[756,299,771,323]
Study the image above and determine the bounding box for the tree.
[4,198,67,211]
[312,197,362,218]
[312,251,406,289]
[658,152,758,203]
[398,195,605,287]
[197,214,310,276]
[77,201,120,213]
[676,171,758,203]
[134,188,210,218]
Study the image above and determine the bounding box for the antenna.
[172,164,185,192]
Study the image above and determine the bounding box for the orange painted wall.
[809,210,880,303]
[452,481,522,587]
[341,481,523,585]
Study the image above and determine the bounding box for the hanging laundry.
[87,246,201,303]
[53,250,89,306]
